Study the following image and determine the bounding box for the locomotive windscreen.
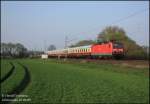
[113,42,123,48]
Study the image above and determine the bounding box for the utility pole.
[65,36,78,48]
[44,40,47,52]
[65,36,68,48]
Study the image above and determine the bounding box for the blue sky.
[1,1,149,50]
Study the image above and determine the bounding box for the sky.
[1,1,149,51]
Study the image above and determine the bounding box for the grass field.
[1,59,149,103]
[1,60,12,80]
[1,62,25,94]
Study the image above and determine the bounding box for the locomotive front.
[112,42,124,58]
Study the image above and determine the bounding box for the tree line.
[1,43,28,58]
[0,43,44,58]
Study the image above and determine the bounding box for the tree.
[47,45,56,51]
[15,43,27,57]
[97,26,147,59]
[1,42,28,58]
[97,26,128,42]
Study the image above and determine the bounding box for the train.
[46,41,124,59]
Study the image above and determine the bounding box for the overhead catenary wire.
[110,8,149,25]
[64,8,148,48]
[69,8,149,42]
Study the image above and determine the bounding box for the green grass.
[20,59,149,103]
[1,59,149,103]
[1,61,25,94]
[1,60,12,79]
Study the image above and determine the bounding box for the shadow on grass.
[0,62,15,83]
[1,62,31,104]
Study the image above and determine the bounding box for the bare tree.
[47,45,56,51]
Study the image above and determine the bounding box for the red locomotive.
[46,41,124,59]
[91,41,124,58]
